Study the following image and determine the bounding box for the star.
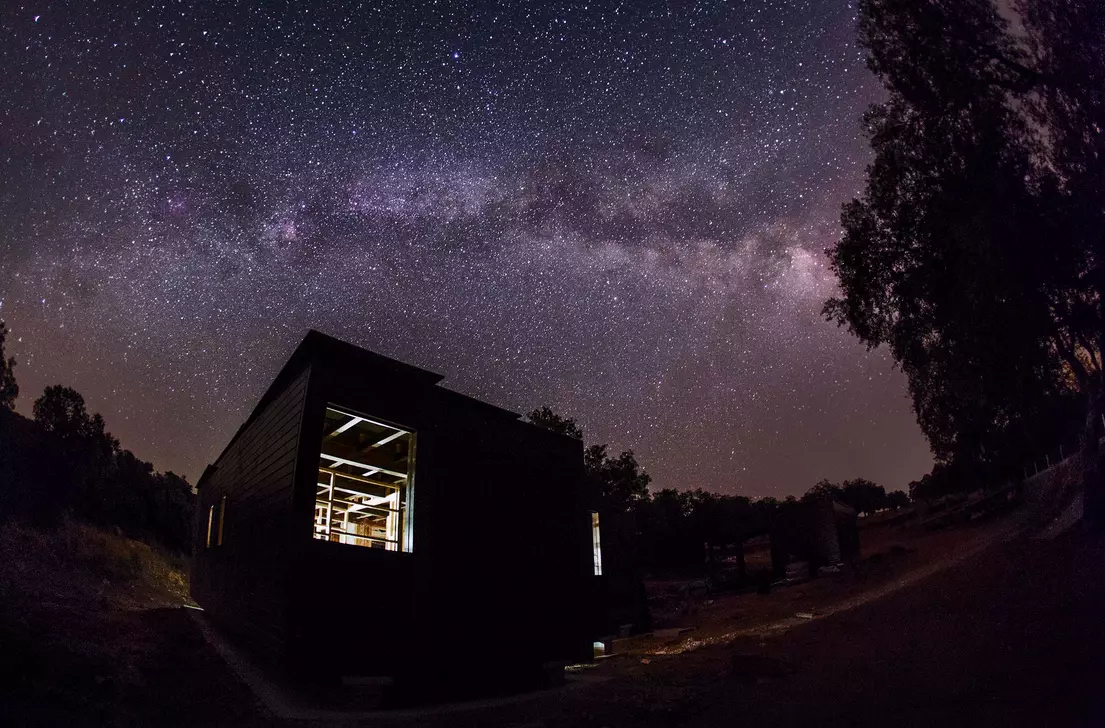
[0,0,931,498]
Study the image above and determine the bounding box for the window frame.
[591,511,603,576]
[312,404,416,553]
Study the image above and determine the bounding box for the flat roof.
[197,330,526,488]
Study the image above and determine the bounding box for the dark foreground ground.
[4,521,1104,727]
[408,527,1104,728]
[643,527,1105,728]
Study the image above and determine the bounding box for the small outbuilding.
[191,331,597,696]
[770,500,859,579]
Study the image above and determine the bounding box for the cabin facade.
[191,331,596,692]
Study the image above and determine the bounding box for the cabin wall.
[422,399,593,672]
[284,358,435,679]
[595,509,651,635]
[191,365,310,660]
[283,359,593,681]
[194,337,594,687]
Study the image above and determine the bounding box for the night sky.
[0,1,932,497]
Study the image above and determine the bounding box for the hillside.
[0,519,257,726]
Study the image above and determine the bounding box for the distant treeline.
[0,322,194,552]
[0,315,913,564]
[527,407,910,571]
[635,480,905,570]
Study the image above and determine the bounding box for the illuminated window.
[206,505,215,549]
[313,406,414,551]
[591,512,602,575]
[217,496,227,546]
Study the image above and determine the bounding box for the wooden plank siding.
[191,365,310,660]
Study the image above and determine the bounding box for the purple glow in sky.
[0,1,932,496]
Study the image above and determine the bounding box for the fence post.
[1060,445,1064,460]
[1046,454,1050,469]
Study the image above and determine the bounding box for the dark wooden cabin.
[190,331,596,695]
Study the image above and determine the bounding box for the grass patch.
[0,518,191,724]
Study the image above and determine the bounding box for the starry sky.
[0,1,932,497]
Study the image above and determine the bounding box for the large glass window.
[313,406,414,551]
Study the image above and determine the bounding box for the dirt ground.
[636,510,1022,655]
[4,508,1103,727]
[344,513,1105,728]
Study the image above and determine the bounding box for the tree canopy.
[0,381,196,550]
[826,0,1104,481]
[583,443,651,513]
[33,385,118,452]
[526,406,583,440]
[526,406,649,513]
[800,477,906,516]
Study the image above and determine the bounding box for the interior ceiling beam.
[357,429,405,454]
[329,485,401,503]
[325,414,365,438]
[320,453,407,480]
[343,493,397,509]
[324,408,408,437]
[318,466,402,490]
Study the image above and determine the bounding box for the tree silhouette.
[584,444,651,514]
[528,406,651,514]
[841,479,888,516]
[17,383,194,549]
[0,320,18,409]
[802,479,843,504]
[526,406,583,440]
[33,385,118,452]
[886,490,910,510]
[1018,0,1105,478]
[826,0,1103,483]
[802,477,888,515]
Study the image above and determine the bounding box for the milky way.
[0,1,932,496]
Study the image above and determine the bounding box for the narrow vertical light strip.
[206,505,215,549]
[592,511,603,576]
[403,432,416,553]
[217,495,227,546]
[325,471,334,538]
[385,490,400,550]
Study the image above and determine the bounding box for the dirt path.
[670,529,1105,728]
[326,526,1105,727]
[636,512,1024,657]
